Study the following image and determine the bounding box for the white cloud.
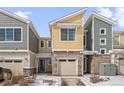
[114,8,124,27]
[97,7,113,18]
[14,11,32,19]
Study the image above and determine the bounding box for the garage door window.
[14,60,22,63]
[0,60,3,63]
[59,59,66,62]
[68,59,75,62]
[5,60,13,63]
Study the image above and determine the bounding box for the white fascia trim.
[112,26,113,50]
[0,8,30,24]
[84,12,116,28]
[100,38,106,45]
[52,49,83,52]
[0,50,36,54]
[27,24,29,51]
[99,28,106,35]
[92,16,94,51]
[0,50,29,52]
[40,37,51,39]
[92,12,116,26]
[57,23,81,27]
[49,8,87,25]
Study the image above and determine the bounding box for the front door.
[38,59,45,73]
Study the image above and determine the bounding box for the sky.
[2,7,124,37]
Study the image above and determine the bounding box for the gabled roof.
[85,12,116,28]
[0,8,30,24]
[49,8,87,25]
[0,8,40,39]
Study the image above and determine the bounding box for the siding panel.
[94,17,112,53]
[0,12,27,50]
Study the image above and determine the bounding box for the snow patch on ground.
[82,74,124,86]
[30,74,61,86]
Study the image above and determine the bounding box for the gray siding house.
[0,9,40,76]
[84,12,116,74]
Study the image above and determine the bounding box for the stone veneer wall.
[90,54,111,74]
[23,68,36,77]
[52,51,83,76]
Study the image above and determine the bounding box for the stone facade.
[23,68,36,77]
[90,54,111,74]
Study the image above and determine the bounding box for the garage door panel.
[59,60,77,76]
[0,59,23,76]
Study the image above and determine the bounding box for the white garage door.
[59,59,78,76]
[0,59,23,75]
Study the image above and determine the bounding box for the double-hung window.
[100,38,106,45]
[0,27,22,42]
[100,28,106,35]
[61,28,75,41]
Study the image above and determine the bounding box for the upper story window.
[41,40,44,47]
[100,48,106,54]
[48,41,51,47]
[113,35,119,46]
[100,28,106,35]
[61,28,75,41]
[100,38,106,45]
[0,27,22,42]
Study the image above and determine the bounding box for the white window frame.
[100,28,106,35]
[59,27,77,42]
[0,27,23,43]
[47,40,51,48]
[41,40,45,48]
[113,35,120,46]
[100,38,106,45]
[100,48,106,54]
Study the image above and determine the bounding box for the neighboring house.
[0,9,40,76]
[37,37,52,73]
[113,31,124,75]
[49,8,87,76]
[84,12,116,74]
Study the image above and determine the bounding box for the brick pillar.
[52,56,58,76]
[78,55,83,76]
